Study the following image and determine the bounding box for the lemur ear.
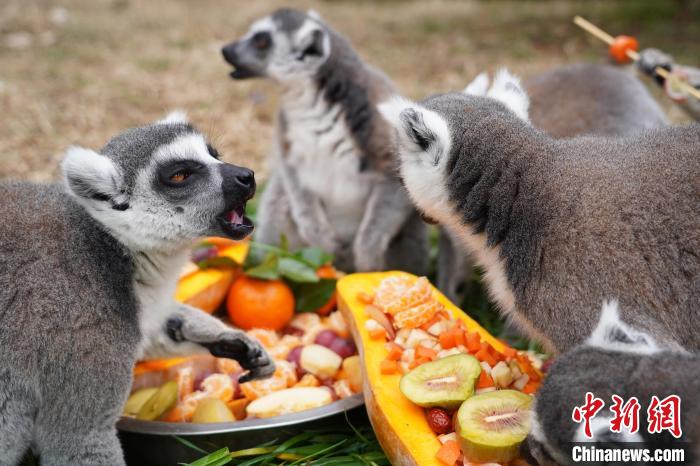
[157,110,189,125]
[307,9,322,21]
[487,69,530,122]
[62,146,124,207]
[296,26,326,59]
[378,96,449,165]
[586,301,658,354]
[464,72,490,96]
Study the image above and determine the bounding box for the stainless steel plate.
[117,395,365,466]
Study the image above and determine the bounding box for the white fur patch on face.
[586,301,659,354]
[61,146,121,202]
[157,110,189,125]
[244,16,275,40]
[152,133,221,166]
[378,96,452,222]
[294,18,330,59]
[307,9,322,21]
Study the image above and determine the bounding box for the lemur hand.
[352,234,388,272]
[637,48,674,85]
[165,307,275,383]
[297,198,342,254]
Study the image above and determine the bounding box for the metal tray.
[117,394,365,466]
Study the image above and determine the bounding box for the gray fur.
[222,8,429,276]
[380,73,699,353]
[529,304,699,465]
[437,63,670,304]
[0,119,273,465]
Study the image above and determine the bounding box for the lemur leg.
[385,210,430,276]
[141,302,275,383]
[353,179,418,272]
[437,226,473,303]
[36,427,125,466]
[0,370,35,466]
[254,173,306,250]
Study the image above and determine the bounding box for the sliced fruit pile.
[123,238,361,424]
[338,272,543,466]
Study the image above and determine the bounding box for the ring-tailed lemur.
[0,113,274,466]
[378,70,699,353]
[528,301,699,466]
[221,8,429,275]
[440,63,670,304]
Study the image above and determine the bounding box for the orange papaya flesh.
[337,271,507,466]
[175,267,237,314]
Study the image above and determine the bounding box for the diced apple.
[300,344,343,379]
[513,373,530,391]
[342,355,363,392]
[438,348,462,359]
[401,348,415,363]
[491,361,514,388]
[438,432,458,445]
[427,320,450,336]
[480,361,493,375]
[405,329,432,348]
[333,379,354,399]
[246,387,333,418]
[509,360,523,379]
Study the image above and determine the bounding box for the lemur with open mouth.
[0,113,274,466]
[221,8,429,276]
[379,70,699,353]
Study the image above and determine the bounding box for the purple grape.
[286,345,303,366]
[314,330,339,348]
[329,338,356,359]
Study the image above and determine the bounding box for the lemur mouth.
[217,205,254,240]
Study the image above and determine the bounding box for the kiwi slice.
[136,381,178,421]
[399,353,481,409]
[123,387,159,416]
[455,389,532,463]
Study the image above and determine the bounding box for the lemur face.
[377,70,530,225]
[221,8,330,82]
[61,112,256,251]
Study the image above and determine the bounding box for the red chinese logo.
[609,394,641,434]
[572,392,606,439]
[647,395,682,438]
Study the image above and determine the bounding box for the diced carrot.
[415,344,438,361]
[487,343,504,362]
[380,359,398,375]
[522,380,539,394]
[465,331,481,353]
[517,355,541,382]
[476,369,495,389]
[368,327,386,340]
[385,342,404,361]
[475,348,497,367]
[357,292,374,304]
[410,356,431,369]
[436,440,461,466]
[453,329,466,347]
[439,330,457,349]
[502,346,517,359]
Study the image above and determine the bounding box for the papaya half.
[337,271,506,466]
[174,242,250,314]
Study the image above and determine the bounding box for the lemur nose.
[233,167,255,190]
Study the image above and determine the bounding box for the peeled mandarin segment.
[239,361,293,400]
[175,366,195,400]
[394,301,444,329]
[200,373,235,402]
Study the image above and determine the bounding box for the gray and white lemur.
[439,63,670,303]
[378,70,699,353]
[528,301,699,465]
[0,113,274,466]
[221,8,429,275]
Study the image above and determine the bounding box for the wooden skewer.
[574,15,700,101]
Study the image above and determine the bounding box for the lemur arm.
[638,48,700,121]
[141,302,275,383]
[271,133,342,254]
[352,177,415,271]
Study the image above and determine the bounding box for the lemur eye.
[169,171,190,183]
[251,31,271,50]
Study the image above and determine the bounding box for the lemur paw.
[353,243,386,272]
[204,332,275,383]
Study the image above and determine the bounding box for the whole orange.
[227,275,295,331]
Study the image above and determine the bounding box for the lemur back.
[380,71,699,352]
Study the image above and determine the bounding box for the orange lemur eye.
[170,171,190,183]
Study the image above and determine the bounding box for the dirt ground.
[1,0,698,182]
